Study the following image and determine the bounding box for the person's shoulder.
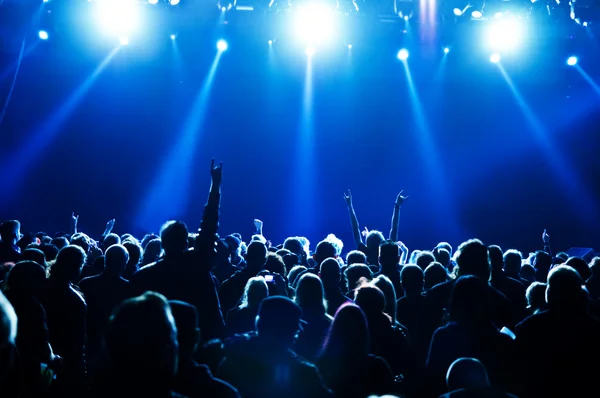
[516,310,549,333]
[78,275,99,289]
[428,280,454,296]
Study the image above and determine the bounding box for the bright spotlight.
[494,12,503,19]
[120,36,129,45]
[217,39,228,51]
[583,21,588,27]
[567,56,578,66]
[485,19,524,51]
[397,48,409,60]
[170,34,176,40]
[453,8,462,16]
[472,10,483,19]
[305,46,315,56]
[294,3,337,45]
[148,0,158,3]
[443,47,450,54]
[96,0,140,36]
[347,44,352,49]
[221,6,227,12]
[490,53,501,63]
[268,40,273,45]
[170,0,180,5]
[38,30,49,40]
[403,15,409,21]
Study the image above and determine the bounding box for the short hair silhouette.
[141,238,162,265]
[6,260,46,297]
[346,250,367,266]
[379,240,400,265]
[123,241,142,265]
[239,276,268,309]
[416,251,436,271]
[319,258,341,284]
[424,262,448,290]
[50,245,86,283]
[51,237,69,250]
[520,263,535,282]
[105,244,129,277]
[401,265,424,295]
[0,220,20,242]
[265,253,286,276]
[526,282,547,311]
[455,239,490,282]
[345,264,373,292]
[102,233,121,251]
[565,257,591,282]
[355,284,386,315]
[22,248,47,268]
[434,248,451,268]
[246,241,267,268]
[487,245,504,272]
[503,249,522,276]
[435,242,453,256]
[365,231,385,252]
[314,240,337,264]
[295,273,327,314]
[546,265,583,309]
[283,237,305,258]
[160,221,188,256]
[446,357,490,391]
[255,296,303,344]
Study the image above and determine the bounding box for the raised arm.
[197,159,222,254]
[389,190,409,242]
[254,219,264,237]
[101,219,115,240]
[542,229,553,257]
[70,212,79,235]
[344,190,363,248]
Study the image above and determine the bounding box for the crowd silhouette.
[0,159,599,398]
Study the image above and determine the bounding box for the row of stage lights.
[35,29,580,68]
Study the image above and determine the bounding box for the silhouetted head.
[416,251,436,271]
[104,245,129,278]
[239,276,268,309]
[51,237,69,250]
[324,234,344,257]
[354,284,386,317]
[0,221,20,244]
[276,249,298,274]
[565,257,591,282]
[435,242,453,257]
[288,265,307,287]
[401,265,424,296]
[224,235,242,257]
[546,265,584,312]
[102,233,121,252]
[70,233,91,254]
[321,303,369,359]
[487,245,504,272]
[319,258,341,285]
[526,282,547,312]
[141,234,159,249]
[265,253,286,276]
[141,239,162,265]
[503,249,522,277]
[532,251,552,282]
[372,275,396,322]
[365,231,385,253]
[50,245,86,284]
[434,248,451,268]
[22,248,47,268]
[314,240,337,266]
[246,241,267,270]
[446,357,490,392]
[344,264,373,293]
[160,221,188,256]
[424,262,448,290]
[379,240,400,267]
[449,276,490,326]
[295,273,327,315]
[0,290,16,348]
[105,292,178,383]
[39,243,59,263]
[346,250,367,266]
[123,241,142,267]
[169,300,200,361]
[6,261,46,297]
[455,239,490,282]
[255,296,303,348]
[520,263,535,283]
[283,237,305,259]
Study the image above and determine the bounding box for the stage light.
[397,48,409,60]
[268,40,273,45]
[404,15,409,21]
[170,34,176,40]
[221,6,227,12]
[472,10,483,19]
[148,0,158,4]
[305,46,315,56]
[347,44,352,49]
[494,12,503,19]
[490,53,501,63]
[485,19,525,51]
[120,36,129,45]
[38,30,49,40]
[170,0,180,5]
[217,39,228,51]
[96,0,140,36]
[294,3,337,46]
[443,47,450,54]
[567,56,578,66]
[453,8,462,16]
[583,21,588,27]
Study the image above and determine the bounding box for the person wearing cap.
[218,296,332,398]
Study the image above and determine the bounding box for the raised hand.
[542,229,550,244]
[71,212,79,226]
[395,190,409,207]
[104,219,116,235]
[211,159,223,186]
[254,219,263,231]
[361,226,369,237]
[397,241,408,252]
[343,190,352,206]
